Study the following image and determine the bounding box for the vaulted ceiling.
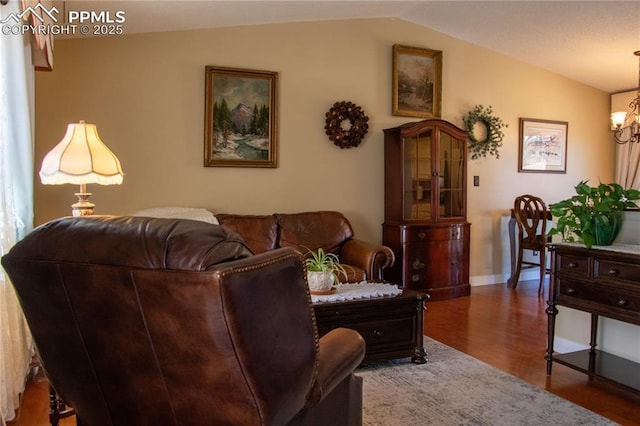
[65,1,640,94]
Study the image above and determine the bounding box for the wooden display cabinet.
[382,119,470,300]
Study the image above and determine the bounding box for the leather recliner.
[2,216,365,426]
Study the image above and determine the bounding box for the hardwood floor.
[7,279,640,425]
[425,279,640,426]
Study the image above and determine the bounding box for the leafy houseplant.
[304,248,347,292]
[548,181,640,248]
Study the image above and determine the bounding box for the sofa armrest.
[307,327,365,406]
[340,238,395,281]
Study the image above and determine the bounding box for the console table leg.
[545,299,558,375]
[588,314,599,377]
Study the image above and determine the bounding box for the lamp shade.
[610,111,628,128]
[39,121,124,185]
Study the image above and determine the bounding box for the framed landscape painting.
[392,44,442,118]
[204,66,278,168]
[518,118,568,173]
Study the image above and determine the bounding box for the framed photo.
[204,66,278,168]
[518,118,568,173]
[392,44,442,118]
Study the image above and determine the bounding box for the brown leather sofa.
[217,211,394,282]
[2,216,366,426]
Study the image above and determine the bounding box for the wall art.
[204,66,278,168]
[392,44,442,118]
[518,118,568,173]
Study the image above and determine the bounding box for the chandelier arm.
[613,51,640,144]
[614,127,634,144]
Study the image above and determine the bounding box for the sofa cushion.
[275,211,354,255]
[216,214,278,254]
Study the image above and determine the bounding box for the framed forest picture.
[204,66,278,168]
[392,44,442,118]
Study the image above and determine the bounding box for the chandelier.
[611,51,640,144]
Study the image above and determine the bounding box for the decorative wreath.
[324,101,369,149]
[462,105,507,160]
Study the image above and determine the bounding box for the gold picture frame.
[392,44,442,118]
[204,66,278,168]
[518,118,568,173]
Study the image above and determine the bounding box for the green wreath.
[324,101,369,149]
[462,105,507,159]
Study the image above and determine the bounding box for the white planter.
[307,271,335,292]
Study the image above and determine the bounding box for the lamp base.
[72,191,95,217]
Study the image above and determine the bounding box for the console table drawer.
[555,253,590,279]
[594,259,640,284]
[558,280,640,315]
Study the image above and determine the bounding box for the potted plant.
[548,180,640,248]
[304,247,347,294]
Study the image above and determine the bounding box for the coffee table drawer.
[313,290,427,364]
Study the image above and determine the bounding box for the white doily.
[311,282,402,303]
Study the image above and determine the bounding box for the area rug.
[357,337,616,426]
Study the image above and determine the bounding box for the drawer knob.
[568,262,578,268]
[418,232,426,239]
[373,329,384,337]
[608,269,619,275]
[618,299,628,307]
[567,288,575,294]
[412,259,425,270]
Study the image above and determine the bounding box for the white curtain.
[616,142,640,190]
[0,1,36,424]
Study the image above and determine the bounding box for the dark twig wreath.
[462,105,507,159]
[324,101,369,149]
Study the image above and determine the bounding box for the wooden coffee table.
[312,288,428,364]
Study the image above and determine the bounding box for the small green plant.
[548,180,640,248]
[304,247,347,283]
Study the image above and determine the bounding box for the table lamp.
[39,120,124,216]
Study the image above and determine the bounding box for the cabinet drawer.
[555,253,590,279]
[350,316,416,349]
[594,259,640,284]
[404,225,466,242]
[558,280,640,314]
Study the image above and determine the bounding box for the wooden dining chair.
[510,194,550,293]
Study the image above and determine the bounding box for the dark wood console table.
[313,288,428,364]
[546,243,640,393]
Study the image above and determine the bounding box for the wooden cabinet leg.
[49,385,75,426]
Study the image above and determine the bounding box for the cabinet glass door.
[403,130,432,220]
[439,132,465,218]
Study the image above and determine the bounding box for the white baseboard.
[552,337,589,354]
[470,269,540,286]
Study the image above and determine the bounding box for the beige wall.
[35,18,614,283]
